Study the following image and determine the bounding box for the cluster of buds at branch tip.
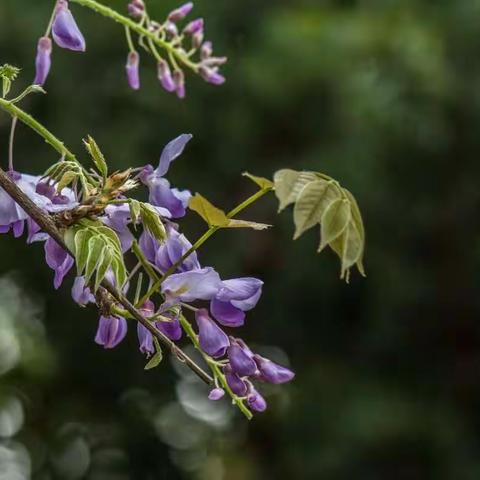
[125,1,227,97]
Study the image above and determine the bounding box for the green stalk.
[136,186,273,307]
[179,315,253,420]
[0,98,75,161]
[70,0,198,71]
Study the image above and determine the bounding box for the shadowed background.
[1,0,480,478]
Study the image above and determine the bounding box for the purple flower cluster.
[126,1,227,97]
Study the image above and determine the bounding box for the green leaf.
[84,135,108,179]
[188,193,230,227]
[139,203,166,241]
[84,237,105,283]
[242,172,274,190]
[343,188,366,276]
[293,180,341,239]
[57,171,77,193]
[129,200,141,227]
[319,198,351,252]
[0,64,20,98]
[94,247,113,292]
[144,338,163,370]
[273,169,318,212]
[74,228,91,275]
[111,255,127,289]
[227,219,272,230]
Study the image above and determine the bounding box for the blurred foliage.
[1,0,480,478]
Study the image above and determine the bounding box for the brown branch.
[0,167,213,385]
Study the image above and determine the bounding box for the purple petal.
[199,66,226,85]
[168,2,194,22]
[139,230,159,264]
[195,308,229,358]
[126,51,140,90]
[156,315,182,341]
[72,276,95,306]
[44,236,74,289]
[162,267,221,302]
[228,343,257,376]
[216,278,263,310]
[225,369,247,396]
[208,388,225,401]
[254,354,295,384]
[52,1,86,52]
[156,134,193,177]
[137,323,154,355]
[173,70,186,99]
[157,60,176,93]
[183,18,203,35]
[210,298,245,327]
[34,36,52,86]
[95,315,128,349]
[147,177,189,218]
[247,387,267,412]
[155,227,200,273]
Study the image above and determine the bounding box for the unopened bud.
[173,70,185,99]
[126,51,140,90]
[157,60,175,92]
[168,2,194,23]
[183,18,203,35]
[34,37,52,86]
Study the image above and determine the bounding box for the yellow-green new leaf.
[343,189,366,275]
[242,172,274,190]
[189,193,230,227]
[84,135,108,179]
[227,219,272,230]
[144,339,163,370]
[140,203,166,241]
[129,199,141,227]
[273,169,318,212]
[319,198,351,252]
[94,247,113,292]
[293,180,341,239]
[84,236,105,284]
[74,228,91,275]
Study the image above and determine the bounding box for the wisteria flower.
[34,37,52,86]
[140,134,193,218]
[210,277,263,327]
[195,308,229,358]
[247,386,267,412]
[254,354,295,384]
[71,276,95,306]
[161,267,221,303]
[95,315,128,349]
[228,338,257,377]
[52,0,86,52]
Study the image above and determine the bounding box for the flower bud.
[126,51,140,90]
[157,60,175,92]
[253,354,295,384]
[200,41,212,60]
[225,368,248,396]
[183,18,203,35]
[208,388,225,401]
[137,323,154,355]
[156,314,182,341]
[34,37,52,86]
[72,276,95,307]
[192,31,204,50]
[199,66,225,86]
[164,21,179,38]
[128,0,145,19]
[52,0,86,52]
[228,341,257,377]
[195,309,229,358]
[168,2,194,23]
[173,69,186,99]
[247,387,267,412]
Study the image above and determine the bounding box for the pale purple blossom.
[126,51,140,90]
[44,236,74,289]
[72,276,95,306]
[195,308,229,358]
[95,315,128,349]
[157,60,175,92]
[254,354,295,384]
[34,37,52,86]
[208,388,225,401]
[162,267,221,302]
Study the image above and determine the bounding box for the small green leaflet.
[83,135,108,179]
[65,222,127,292]
[189,193,271,230]
[189,193,230,227]
[139,202,166,241]
[0,64,20,98]
[242,172,274,190]
[273,168,366,281]
[144,337,163,370]
[44,160,96,197]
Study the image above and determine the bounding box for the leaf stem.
[70,0,198,71]
[137,186,273,306]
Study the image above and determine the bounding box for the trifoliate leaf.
[242,172,274,190]
[188,193,230,227]
[227,219,272,230]
[319,198,351,252]
[84,135,108,179]
[273,169,318,212]
[139,203,166,241]
[293,180,340,239]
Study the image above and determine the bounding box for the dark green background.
[1,0,480,478]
